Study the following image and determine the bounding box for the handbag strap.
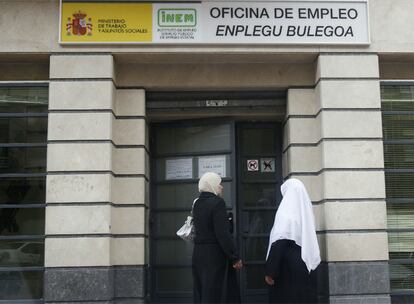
[191,198,198,215]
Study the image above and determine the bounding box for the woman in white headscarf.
[192,172,243,303]
[265,178,320,303]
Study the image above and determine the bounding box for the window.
[381,84,414,301]
[0,85,47,301]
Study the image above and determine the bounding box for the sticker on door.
[247,159,259,171]
[261,158,275,172]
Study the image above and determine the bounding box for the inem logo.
[158,9,197,27]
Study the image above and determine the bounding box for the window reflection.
[0,86,47,301]
[0,147,46,173]
[156,240,193,265]
[390,262,414,291]
[156,124,231,154]
[246,210,276,235]
[0,271,43,300]
[245,237,269,262]
[382,85,414,298]
[242,185,277,208]
[0,208,45,236]
[0,118,48,144]
[0,180,46,237]
[242,128,276,155]
[155,268,193,293]
[0,178,46,204]
[0,241,44,267]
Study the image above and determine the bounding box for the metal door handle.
[227,212,234,234]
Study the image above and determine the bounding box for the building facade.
[1,0,414,303]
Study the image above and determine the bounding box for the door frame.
[148,119,283,303]
[235,122,283,302]
[149,118,238,303]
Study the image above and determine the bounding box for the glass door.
[236,123,283,303]
[150,121,237,303]
[149,121,283,303]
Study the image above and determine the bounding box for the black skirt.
[193,243,241,304]
[266,240,317,304]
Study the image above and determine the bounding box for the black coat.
[192,191,241,303]
[265,240,317,304]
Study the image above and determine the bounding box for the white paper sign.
[198,156,226,178]
[152,1,369,45]
[166,158,193,180]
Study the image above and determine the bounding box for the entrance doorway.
[149,120,283,303]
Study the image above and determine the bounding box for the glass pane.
[242,128,276,155]
[385,172,414,199]
[388,232,414,260]
[382,85,414,294]
[0,118,48,144]
[220,182,233,207]
[0,86,46,301]
[244,237,269,262]
[0,240,44,267]
[155,240,193,265]
[391,295,414,303]
[0,105,48,114]
[245,211,276,234]
[155,211,189,237]
[0,208,45,236]
[0,271,43,300]
[381,86,414,112]
[156,124,231,154]
[242,173,277,183]
[390,262,414,291]
[384,144,414,169]
[382,115,414,141]
[388,204,414,230]
[155,267,192,293]
[0,87,48,112]
[0,178,46,204]
[242,184,277,207]
[245,265,267,290]
[156,181,233,209]
[156,155,231,182]
[0,147,46,173]
[156,184,199,209]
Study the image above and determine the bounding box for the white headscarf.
[266,178,321,272]
[198,172,222,196]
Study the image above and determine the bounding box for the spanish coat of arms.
[66,11,92,36]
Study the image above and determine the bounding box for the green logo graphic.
[158,9,197,27]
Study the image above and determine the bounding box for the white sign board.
[166,158,193,180]
[153,1,369,45]
[198,156,227,178]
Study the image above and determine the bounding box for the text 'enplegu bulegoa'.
[209,6,359,37]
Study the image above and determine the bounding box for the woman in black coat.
[264,178,320,303]
[192,172,243,303]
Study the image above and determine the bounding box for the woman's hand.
[232,260,243,270]
[265,275,275,286]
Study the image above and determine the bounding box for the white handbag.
[176,198,198,241]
